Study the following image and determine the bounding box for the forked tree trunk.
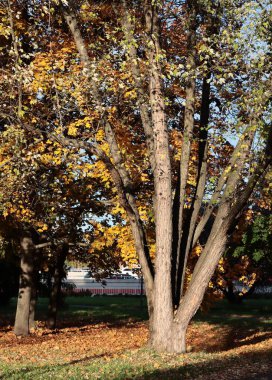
[14,237,35,336]
[47,244,68,329]
[150,204,229,353]
[174,232,228,352]
[61,0,272,355]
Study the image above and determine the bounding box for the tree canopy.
[0,0,271,352]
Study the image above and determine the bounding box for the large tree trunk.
[144,1,174,351]
[160,230,229,353]
[47,244,68,329]
[169,322,187,354]
[14,236,35,336]
[150,320,187,353]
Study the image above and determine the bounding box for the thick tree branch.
[176,125,272,325]
[119,0,155,171]
[172,0,197,303]
[178,75,211,299]
[192,123,256,247]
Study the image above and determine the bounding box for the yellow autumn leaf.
[68,125,78,136]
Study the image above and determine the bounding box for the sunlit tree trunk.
[14,236,35,336]
[144,0,174,351]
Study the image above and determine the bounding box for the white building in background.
[65,266,144,295]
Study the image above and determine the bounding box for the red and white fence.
[63,288,145,296]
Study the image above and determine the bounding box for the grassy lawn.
[0,295,149,325]
[1,296,271,326]
[0,345,271,380]
[195,298,272,329]
[0,296,271,379]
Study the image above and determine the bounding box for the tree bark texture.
[144,1,174,351]
[173,0,197,305]
[14,237,35,336]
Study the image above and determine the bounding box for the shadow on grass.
[134,347,272,380]
[1,345,272,380]
[0,296,148,329]
[224,329,272,350]
[1,297,271,328]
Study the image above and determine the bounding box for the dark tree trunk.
[224,281,241,304]
[225,280,258,304]
[47,244,68,329]
[14,237,35,336]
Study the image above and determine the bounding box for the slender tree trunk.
[47,244,68,329]
[164,237,228,353]
[14,237,34,336]
[178,76,211,300]
[171,205,230,353]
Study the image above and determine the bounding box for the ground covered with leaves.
[0,297,271,379]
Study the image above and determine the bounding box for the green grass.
[195,298,272,329]
[0,296,148,325]
[64,295,148,322]
[0,297,271,379]
[0,344,271,380]
[0,350,218,380]
[2,296,271,327]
